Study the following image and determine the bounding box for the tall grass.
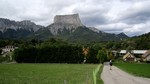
[0,64,99,84]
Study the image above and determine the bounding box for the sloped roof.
[120,50,127,54]
[123,52,135,59]
[132,50,147,54]
[142,50,150,58]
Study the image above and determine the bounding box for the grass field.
[0,64,102,84]
[115,63,150,78]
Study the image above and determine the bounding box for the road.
[101,62,150,84]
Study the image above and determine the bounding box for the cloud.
[123,22,150,36]
[0,0,19,19]
[98,22,150,37]
[117,1,150,24]
[97,23,130,35]
[0,0,150,36]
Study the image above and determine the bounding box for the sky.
[0,0,150,36]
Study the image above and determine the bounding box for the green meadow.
[0,64,102,84]
[115,63,150,78]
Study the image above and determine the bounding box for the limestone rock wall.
[0,18,43,32]
[48,14,84,35]
[54,14,83,26]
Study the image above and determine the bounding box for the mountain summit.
[54,14,83,26]
[117,32,128,39]
[47,14,84,35]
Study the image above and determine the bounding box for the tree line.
[13,45,84,63]
[0,38,120,63]
[12,38,113,63]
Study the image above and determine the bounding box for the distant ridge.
[0,14,129,42]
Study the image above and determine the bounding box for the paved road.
[101,62,150,84]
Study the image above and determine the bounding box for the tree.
[86,47,99,63]
[96,48,107,63]
[107,52,114,60]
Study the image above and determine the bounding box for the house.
[142,50,150,61]
[2,46,16,53]
[119,50,127,56]
[111,50,118,57]
[120,50,147,56]
[1,45,18,57]
[82,47,89,56]
[123,52,136,62]
[82,47,89,63]
[132,50,147,61]
[131,50,147,55]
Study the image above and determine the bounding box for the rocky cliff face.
[0,18,43,32]
[87,27,104,33]
[0,18,16,32]
[17,20,42,32]
[0,18,44,39]
[54,14,83,26]
[47,14,84,35]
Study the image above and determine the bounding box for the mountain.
[117,32,129,39]
[47,14,83,35]
[115,32,150,50]
[40,14,128,42]
[0,14,129,42]
[0,18,44,39]
[66,26,122,42]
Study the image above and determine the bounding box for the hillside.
[104,32,150,50]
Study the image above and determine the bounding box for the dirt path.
[101,62,150,84]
